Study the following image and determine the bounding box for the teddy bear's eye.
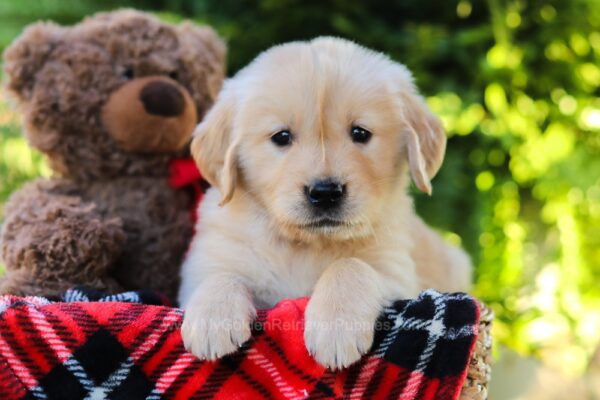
[168,71,179,81]
[123,67,135,80]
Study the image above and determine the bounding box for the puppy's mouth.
[298,218,352,230]
[278,214,369,241]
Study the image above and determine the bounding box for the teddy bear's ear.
[176,22,226,105]
[3,22,64,101]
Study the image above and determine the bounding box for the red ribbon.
[168,158,204,224]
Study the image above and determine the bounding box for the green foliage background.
[1,0,599,376]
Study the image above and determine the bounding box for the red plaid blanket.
[0,288,479,399]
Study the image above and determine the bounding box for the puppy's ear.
[191,85,239,205]
[396,79,446,195]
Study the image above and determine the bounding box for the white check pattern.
[63,289,144,304]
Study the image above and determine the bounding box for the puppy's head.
[192,37,445,241]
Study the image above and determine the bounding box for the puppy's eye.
[168,71,179,80]
[123,67,135,80]
[271,130,293,146]
[350,126,372,143]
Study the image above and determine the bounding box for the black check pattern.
[381,290,478,377]
[33,328,159,400]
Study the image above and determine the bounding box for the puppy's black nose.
[139,80,185,117]
[305,179,346,209]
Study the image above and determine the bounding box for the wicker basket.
[459,302,493,400]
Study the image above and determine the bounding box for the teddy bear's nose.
[139,80,185,117]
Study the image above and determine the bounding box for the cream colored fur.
[179,37,472,369]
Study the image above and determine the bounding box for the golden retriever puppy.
[179,37,471,369]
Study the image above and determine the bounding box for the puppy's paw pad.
[181,303,254,360]
[304,316,375,370]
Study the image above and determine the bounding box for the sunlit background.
[0,1,598,398]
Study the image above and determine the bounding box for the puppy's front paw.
[181,297,255,360]
[304,299,376,370]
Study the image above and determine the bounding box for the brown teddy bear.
[0,10,226,301]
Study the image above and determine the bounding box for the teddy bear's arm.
[0,179,126,298]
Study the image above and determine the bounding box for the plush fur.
[179,38,472,369]
[0,10,226,301]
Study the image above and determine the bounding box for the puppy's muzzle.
[305,178,346,210]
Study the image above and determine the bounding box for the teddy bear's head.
[3,10,225,180]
